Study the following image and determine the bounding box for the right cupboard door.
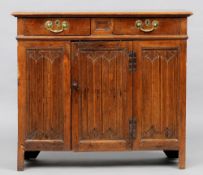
[133,41,185,150]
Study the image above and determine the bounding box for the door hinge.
[129,117,136,139]
[128,51,136,71]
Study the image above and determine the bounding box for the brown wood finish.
[71,41,132,151]
[91,18,113,35]
[133,41,181,148]
[14,11,191,170]
[12,11,192,17]
[113,18,185,35]
[16,35,189,41]
[22,18,90,36]
[178,40,187,169]
[17,41,71,170]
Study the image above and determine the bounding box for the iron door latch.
[129,117,136,139]
[128,51,136,71]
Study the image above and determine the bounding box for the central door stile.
[131,42,141,150]
[128,48,137,149]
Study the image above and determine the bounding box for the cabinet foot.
[163,150,179,158]
[24,151,40,160]
[17,145,24,171]
[164,150,185,169]
[178,149,186,169]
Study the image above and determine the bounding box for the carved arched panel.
[141,48,179,139]
[78,49,127,140]
[26,48,64,140]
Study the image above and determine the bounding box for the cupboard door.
[72,41,132,151]
[18,41,71,150]
[133,41,183,150]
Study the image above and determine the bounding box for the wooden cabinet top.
[12,11,192,17]
[14,11,192,41]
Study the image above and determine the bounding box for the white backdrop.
[0,0,202,174]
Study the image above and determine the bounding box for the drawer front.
[91,18,113,35]
[113,18,182,35]
[23,18,90,36]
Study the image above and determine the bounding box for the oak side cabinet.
[13,11,192,171]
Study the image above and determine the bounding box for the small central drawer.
[91,18,113,35]
[23,18,91,36]
[113,18,182,35]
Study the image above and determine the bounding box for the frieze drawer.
[21,18,91,36]
[113,18,185,35]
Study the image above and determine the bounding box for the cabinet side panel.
[18,42,26,146]
[178,41,187,168]
[18,41,26,170]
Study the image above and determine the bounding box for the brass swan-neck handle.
[45,19,69,33]
[135,19,159,33]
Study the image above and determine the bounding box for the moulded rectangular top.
[12,11,193,18]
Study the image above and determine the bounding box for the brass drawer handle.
[135,19,159,33]
[45,19,69,33]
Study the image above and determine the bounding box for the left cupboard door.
[18,41,71,151]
